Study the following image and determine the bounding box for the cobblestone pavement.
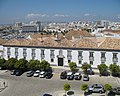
[0,70,119,96]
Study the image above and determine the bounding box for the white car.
[39,71,46,78]
[33,70,40,77]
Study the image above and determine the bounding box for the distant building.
[22,21,42,33]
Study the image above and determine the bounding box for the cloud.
[53,14,69,17]
[117,15,120,19]
[84,13,91,16]
[26,13,49,18]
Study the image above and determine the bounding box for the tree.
[69,62,77,72]
[15,58,28,71]
[81,84,88,92]
[0,58,6,69]
[5,58,18,70]
[98,64,108,76]
[64,83,71,96]
[81,62,90,74]
[27,60,40,70]
[40,60,50,71]
[109,64,120,76]
[104,84,112,95]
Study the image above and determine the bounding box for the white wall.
[3,46,120,68]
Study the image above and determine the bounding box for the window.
[15,48,18,56]
[23,48,27,55]
[78,60,82,64]
[7,48,10,59]
[90,61,93,65]
[7,48,10,55]
[41,49,45,60]
[59,49,63,55]
[41,49,44,55]
[67,50,71,56]
[50,50,54,58]
[113,53,117,58]
[101,52,105,58]
[89,52,94,57]
[31,49,36,59]
[23,48,27,59]
[67,50,72,59]
[51,59,54,62]
[68,60,71,63]
[78,51,82,56]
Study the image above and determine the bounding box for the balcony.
[78,56,83,60]
[101,57,106,62]
[89,57,94,61]
[23,52,27,56]
[7,52,11,55]
[31,53,36,57]
[113,58,118,63]
[15,52,18,56]
[41,54,45,59]
[50,54,55,58]
[67,55,72,60]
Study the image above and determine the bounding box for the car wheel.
[99,91,102,94]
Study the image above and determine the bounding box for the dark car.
[83,74,89,81]
[67,72,74,80]
[43,93,52,96]
[88,84,105,94]
[26,70,34,77]
[10,70,16,75]
[74,72,82,80]
[60,71,67,79]
[46,72,53,79]
[112,87,120,95]
[15,70,23,76]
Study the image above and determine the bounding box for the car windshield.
[94,86,102,89]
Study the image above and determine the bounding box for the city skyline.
[0,0,120,24]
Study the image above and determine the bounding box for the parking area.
[0,69,119,96]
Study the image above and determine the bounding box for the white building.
[2,34,120,68]
[22,21,41,33]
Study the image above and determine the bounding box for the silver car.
[88,84,105,93]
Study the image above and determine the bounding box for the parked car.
[39,71,47,78]
[33,70,40,77]
[83,74,89,81]
[10,69,16,75]
[88,84,105,93]
[43,93,52,96]
[60,71,67,79]
[74,72,82,80]
[15,70,23,76]
[67,72,74,80]
[46,72,53,79]
[26,70,34,77]
[112,87,120,95]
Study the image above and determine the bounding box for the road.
[0,70,119,96]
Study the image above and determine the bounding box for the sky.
[0,0,120,24]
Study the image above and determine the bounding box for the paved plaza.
[0,68,119,96]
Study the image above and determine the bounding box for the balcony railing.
[31,53,36,57]
[41,54,45,59]
[113,58,118,63]
[7,52,11,55]
[15,52,18,56]
[67,55,72,60]
[89,57,94,61]
[78,56,83,60]
[101,57,106,62]
[23,52,27,56]
[50,54,55,58]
